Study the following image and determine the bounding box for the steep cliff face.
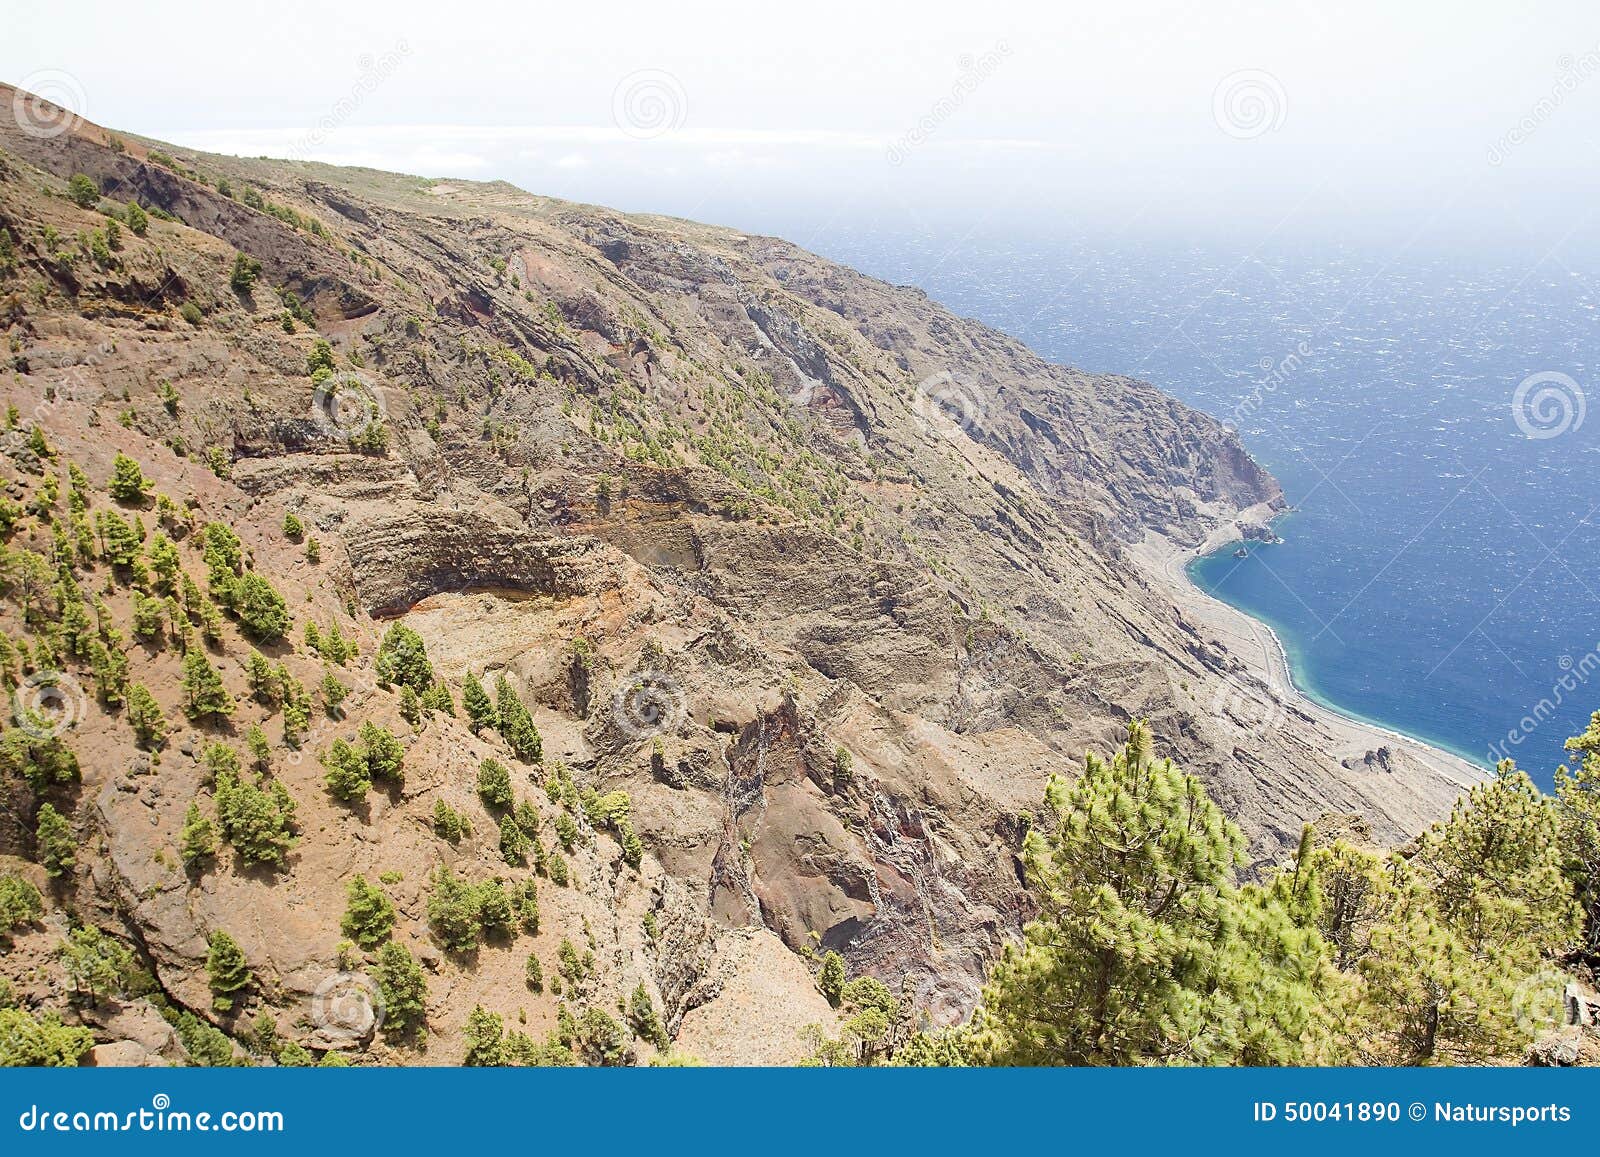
[0,88,1466,1065]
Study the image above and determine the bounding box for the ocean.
[799,224,1600,786]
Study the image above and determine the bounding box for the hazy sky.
[6,1,1600,248]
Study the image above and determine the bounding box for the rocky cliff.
[0,85,1474,1065]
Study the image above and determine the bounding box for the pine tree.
[373,941,428,1037]
[553,811,579,853]
[462,672,497,733]
[322,738,371,801]
[514,799,541,837]
[1414,762,1578,962]
[323,621,353,665]
[275,1039,314,1066]
[229,251,261,293]
[0,730,80,797]
[463,1004,505,1065]
[1556,713,1600,956]
[35,803,74,877]
[477,758,513,811]
[619,819,644,870]
[126,682,166,749]
[67,173,99,208]
[147,533,180,593]
[0,871,43,933]
[0,1009,95,1066]
[421,681,455,716]
[495,676,542,762]
[374,623,433,693]
[499,814,529,866]
[319,670,348,715]
[340,875,396,949]
[213,761,296,867]
[475,879,514,939]
[206,929,251,1012]
[976,722,1336,1066]
[515,878,539,933]
[180,801,219,867]
[229,572,291,642]
[628,982,669,1050]
[108,452,151,502]
[818,951,846,1007]
[131,592,166,641]
[181,649,235,720]
[433,799,469,842]
[59,926,133,1003]
[1355,762,1581,1065]
[246,650,279,705]
[359,721,404,784]
[427,865,483,952]
[245,725,272,771]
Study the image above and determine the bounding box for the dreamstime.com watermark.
[1212,69,1288,140]
[611,669,687,740]
[612,70,688,140]
[16,1094,284,1134]
[310,370,389,440]
[1489,44,1600,166]
[1233,340,1315,426]
[1511,370,1585,440]
[11,68,87,139]
[1512,969,1578,1037]
[11,671,88,740]
[311,971,385,1041]
[886,42,1012,166]
[911,370,987,439]
[1485,642,1600,764]
[283,42,411,162]
[282,665,382,768]
[1209,675,1287,737]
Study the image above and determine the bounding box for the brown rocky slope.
[0,86,1480,1064]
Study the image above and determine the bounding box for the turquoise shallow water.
[1186,537,1487,768]
[794,224,1600,787]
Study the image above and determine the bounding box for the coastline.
[1131,510,1488,798]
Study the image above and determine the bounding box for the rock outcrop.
[0,87,1476,1063]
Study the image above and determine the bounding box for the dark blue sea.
[799,224,1600,785]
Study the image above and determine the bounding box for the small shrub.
[477,758,513,811]
[340,875,396,949]
[205,930,251,1012]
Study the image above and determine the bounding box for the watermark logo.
[283,666,380,767]
[311,371,387,438]
[1513,969,1573,1037]
[284,42,411,162]
[30,361,104,423]
[612,70,688,140]
[886,42,1012,166]
[1212,69,1288,140]
[1208,675,1286,737]
[611,670,687,739]
[1232,341,1314,426]
[12,69,87,140]
[12,672,88,740]
[1512,371,1584,439]
[1486,642,1600,763]
[310,971,384,1041]
[1489,45,1600,165]
[911,370,986,439]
